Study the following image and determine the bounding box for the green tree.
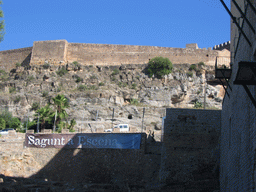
[147,56,173,78]
[0,110,13,128]
[0,1,5,42]
[52,94,69,127]
[68,119,76,131]
[0,118,5,130]
[35,104,54,130]
[10,117,21,129]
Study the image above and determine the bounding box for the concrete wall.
[0,47,32,71]
[220,0,256,191]
[161,108,221,190]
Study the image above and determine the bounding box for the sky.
[0,0,231,51]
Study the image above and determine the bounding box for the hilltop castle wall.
[0,40,230,71]
[66,42,220,66]
[0,47,32,71]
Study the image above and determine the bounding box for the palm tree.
[52,94,69,128]
[35,104,53,131]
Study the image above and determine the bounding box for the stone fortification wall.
[160,108,221,190]
[30,40,68,65]
[67,42,220,66]
[0,47,32,71]
[0,40,230,71]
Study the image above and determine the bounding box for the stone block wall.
[0,40,230,71]
[0,47,32,71]
[30,40,68,65]
[160,108,221,189]
[0,133,147,185]
[67,42,220,66]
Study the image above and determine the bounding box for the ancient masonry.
[0,40,230,71]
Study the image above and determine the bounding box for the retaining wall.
[160,108,221,190]
[0,133,147,185]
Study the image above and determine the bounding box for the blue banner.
[25,133,142,149]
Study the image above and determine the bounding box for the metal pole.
[53,110,57,133]
[204,83,207,109]
[37,112,39,133]
[112,108,114,128]
[141,108,145,132]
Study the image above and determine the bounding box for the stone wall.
[66,42,220,66]
[0,40,230,71]
[30,40,68,65]
[0,47,32,71]
[160,108,221,190]
[0,133,147,185]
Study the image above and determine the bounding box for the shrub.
[147,57,173,78]
[14,96,21,103]
[56,68,68,76]
[0,70,8,81]
[73,61,79,65]
[189,64,197,71]
[73,61,81,70]
[131,83,137,89]
[198,62,205,67]
[194,101,203,108]
[43,63,50,69]
[75,76,83,83]
[112,69,119,76]
[42,91,49,97]
[186,71,193,77]
[90,75,97,79]
[88,85,98,90]
[130,98,139,105]
[15,63,21,68]
[9,87,16,94]
[78,85,87,91]
[99,82,105,86]
[118,82,127,88]
[31,102,39,111]
[27,76,34,82]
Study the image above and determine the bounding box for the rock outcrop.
[0,63,223,140]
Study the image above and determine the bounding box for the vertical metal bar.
[37,112,40,133]
[220,70,233,91]
[142,107,145,132]
[219,78,230,98]
[112,108,114,129]
[232,0,255,33]
[220,0,252,46]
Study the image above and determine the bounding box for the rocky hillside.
[0,62,223,140]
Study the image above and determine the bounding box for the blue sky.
[0,0,230,51]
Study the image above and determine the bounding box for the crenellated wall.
[0,40,230,71]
